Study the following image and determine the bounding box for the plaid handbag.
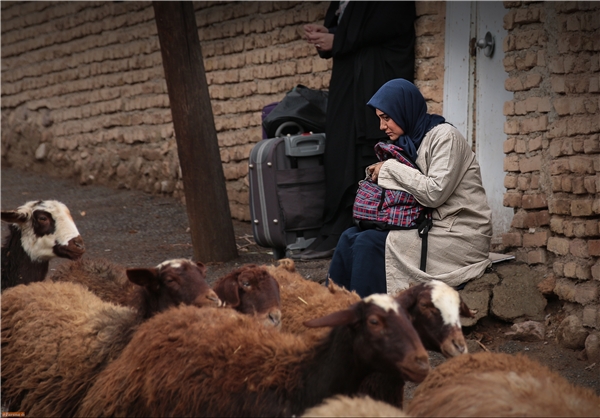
[352,142,432,271]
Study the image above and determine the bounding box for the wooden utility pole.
[153,1,237,262]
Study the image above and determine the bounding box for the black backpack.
[262,85,328,138]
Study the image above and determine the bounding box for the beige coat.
[378,123,493,294]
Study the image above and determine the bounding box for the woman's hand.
[303,24,328,35]
[368,162,385,183]
[303,24,334,52]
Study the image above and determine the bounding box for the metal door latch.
[476,31,495,57]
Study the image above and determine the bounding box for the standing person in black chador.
[295,1,416,260]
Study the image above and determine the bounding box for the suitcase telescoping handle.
[284,133,326,158]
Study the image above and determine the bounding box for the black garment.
[313,1,416,251]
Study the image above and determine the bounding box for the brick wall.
[0,1,329,220]
[414,1,445,115]
[1,1,177,198]
[197,1,332,220]
[1,1,445,221]
[502,1,599,328]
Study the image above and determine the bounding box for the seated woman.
[328,79,493,297]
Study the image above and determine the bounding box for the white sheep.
[2,200,85,290]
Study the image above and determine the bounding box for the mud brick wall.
[501,1,600,328]
[413,1,445,116]
[0,1,331,221]
[1,1,177,197]
[1,1,445,222]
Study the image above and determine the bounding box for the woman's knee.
[353,229,388,249]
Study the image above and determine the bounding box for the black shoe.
[300,248,335,260]
[289,249,313,260]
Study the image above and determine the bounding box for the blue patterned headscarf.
[367,79,446,163]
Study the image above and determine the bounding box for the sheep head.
[213,264,282,329]
[304,293,430,384]
[126,259,221,317]
[2,200,85,262]
[395,280,473,358]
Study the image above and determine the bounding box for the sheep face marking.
[2,200,85,262]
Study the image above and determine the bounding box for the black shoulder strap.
[416,208,433,272]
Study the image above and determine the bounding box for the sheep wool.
[1,281,138,417]
[406,352,600,417]
[302,395,407,417]
[50,257,128,304]
[266,258,360,340]
[2,259,220,418]
[79,306,312,417]
[80,296,429,417]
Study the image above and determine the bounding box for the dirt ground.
[2,166,599,401]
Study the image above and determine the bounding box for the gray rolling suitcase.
[248,133,326,259]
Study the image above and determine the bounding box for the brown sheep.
[2,200,85,290]
[52,260,282,324]
[1,259,220,417]
[49,257,128,304]
[78,294,430,417]
[267,258,474,407]
[406,352,600,417]
[212,264,282,328]
[268,259,472,355]
[302,395,407,417]
[265,258,360,341]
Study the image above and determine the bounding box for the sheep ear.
[213,274,241,308]
[394,284,420,311]
[303,307,359,328]
[1,210,29,224]
[195,262,207,277]
[459,297,475,318]
[126,268,160,288]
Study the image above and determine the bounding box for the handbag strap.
[417,210,433,272]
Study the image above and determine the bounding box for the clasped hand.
[303,24,334,51]
[367,162,385,182]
